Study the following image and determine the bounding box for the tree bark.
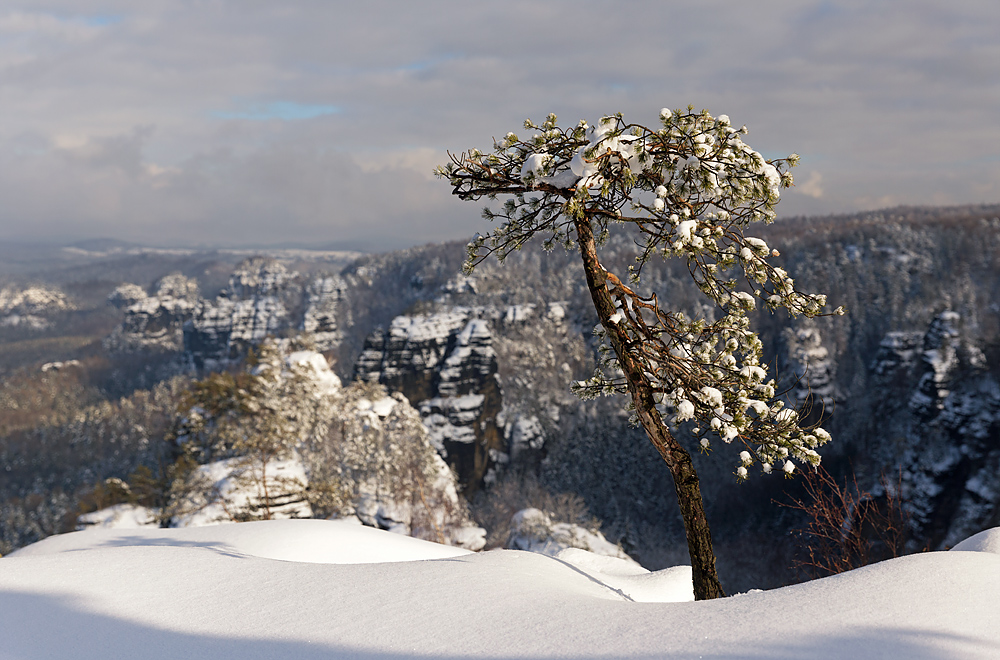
[573,216,725,600]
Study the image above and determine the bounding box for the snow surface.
[2,520,999,659]
[951,527,1000,554]
[286,350,342,394]
[13,519,471,565]
[554,547,694,603]
[172,457,312,527]
[76,503,157,529]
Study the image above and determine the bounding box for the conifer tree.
[171,342,328,520]
[438,108,842,599]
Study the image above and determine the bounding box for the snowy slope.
[1,520,999,659]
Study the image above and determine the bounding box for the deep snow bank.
[12,518,473,564]
[1,520,998,659]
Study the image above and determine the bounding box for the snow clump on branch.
[437,108,843,480]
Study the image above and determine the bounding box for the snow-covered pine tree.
[438,108,843,599]
[171,341,330,521]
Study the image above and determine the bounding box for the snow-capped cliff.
[355,308,503,491]
[106,258,349,364]
[0,285,74,330]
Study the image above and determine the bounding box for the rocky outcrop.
[184,259,349,366]
[107,283,148,310]
[185,296,291,366]
[290,352,485,550]
[302,276,350,351]
[506,507,634,561]
[907,311,985,418]
[0,285,74,330]
[183,259,295,366]
[154,273,200,302]
[865,311,1000,550]
[783,325,837,415]
[107,259,349,365]
[355,309,503,491]
[352,448,487,550]
[105,274,199,352]
[508,415,545,460]
[224,257,294,300]
[872,331,924,382]
[355,309,473,401]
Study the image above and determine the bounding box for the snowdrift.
[2,520,999,659]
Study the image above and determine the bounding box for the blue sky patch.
[394,53,460,74]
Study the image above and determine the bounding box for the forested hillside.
[2,204,998,593]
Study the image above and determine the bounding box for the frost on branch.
[438,108,842,477]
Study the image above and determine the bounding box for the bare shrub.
[779,465,912,578]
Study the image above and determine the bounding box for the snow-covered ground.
[2,520,999,659]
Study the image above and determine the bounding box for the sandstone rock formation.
[105,274,199,352]
[0,285,74,330]
[354,309,503,492]
[867,311,1000,550]
[107,259,349,364]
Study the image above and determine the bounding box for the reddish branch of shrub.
[778,466,912,579]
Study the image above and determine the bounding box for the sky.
[0,1,998,251]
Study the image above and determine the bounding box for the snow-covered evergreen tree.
[438,108,842,598]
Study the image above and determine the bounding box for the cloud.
[797,171,825,199]
[212,102,341,121]
[354,147,445,181]
[0,1,998,248]
[0,127,465,249]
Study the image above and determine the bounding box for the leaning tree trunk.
[574,216,725,600]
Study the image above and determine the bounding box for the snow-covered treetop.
[437,109,845,477]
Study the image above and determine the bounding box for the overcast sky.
[0,1,997,250]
